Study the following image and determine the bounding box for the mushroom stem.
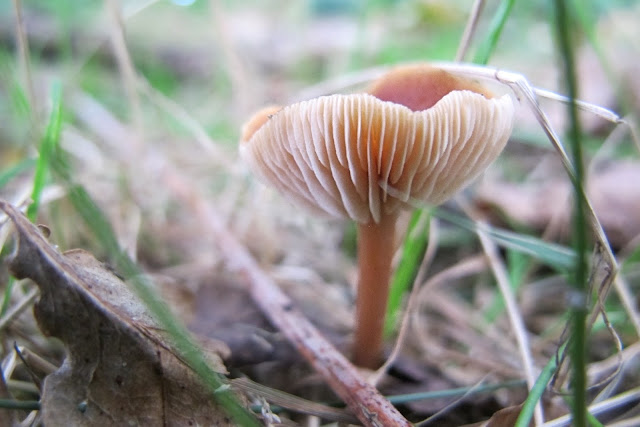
[353,213,397,369]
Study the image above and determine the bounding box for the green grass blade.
[553,1,588,425]
[385,206,574,336]
[384,209,430,337]
[0,276,15,317]
[515,345,561,427]
[57,186,259,426]
[388,379,525,405]
[0,399,41,410]
[0,158,36,190]
[48,146,259,426]
[473,0,518,65]
[27,82,62,222]
[587,411,604,427]
[433,208,575,270]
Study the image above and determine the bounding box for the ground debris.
[0,200,236,426]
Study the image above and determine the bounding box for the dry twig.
[160,166,410,427]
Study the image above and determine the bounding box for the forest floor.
[1,1,639,426]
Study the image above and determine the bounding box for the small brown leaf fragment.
[0,200,236,427]
[483,403,526,427]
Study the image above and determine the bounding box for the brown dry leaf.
[0,200,237,426]
[480,403,525,427]
[477,161,640,248]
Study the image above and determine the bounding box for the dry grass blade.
[543,386,640,427]
[13,346,57,377]
[106,0,143,137]
[410,255,533,380]
[415,376,502,427]
[607,417,640,427]
[209,0,252,117]
[11,0,36,119]
[455,0,485,62]
[0,286,38,333]
[477,224,543,425]
[231,377,359,424]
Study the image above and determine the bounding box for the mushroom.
[240,64,515,368]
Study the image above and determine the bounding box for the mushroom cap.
[240,68,515,224]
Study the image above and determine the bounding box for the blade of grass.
[45,107,258,426]
[553,1,588,426]
[433,208,575,270]
[0,159,36,318]
[3,83,61,318]
[556,397,604,427]
[586,411,604,427]
[12,0,36,117]
[543,386,640,427]
[472,0,517,65]
[0,399,40,410]
[388,379,526,405]
[50,171,259,427]
[515,343,563,427]
[455,0,486,62]
[0,159,36,190]
[478,224,542,425]
[384,209,431,336]
[26,82,62,222]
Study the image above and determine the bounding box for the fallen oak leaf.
[0,200,244,426]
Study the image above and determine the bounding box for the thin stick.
[160,168,410,427]
[477,225,543,425]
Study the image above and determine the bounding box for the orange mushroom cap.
[240,64,515,224]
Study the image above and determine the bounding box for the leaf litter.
[0,200,235,426]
